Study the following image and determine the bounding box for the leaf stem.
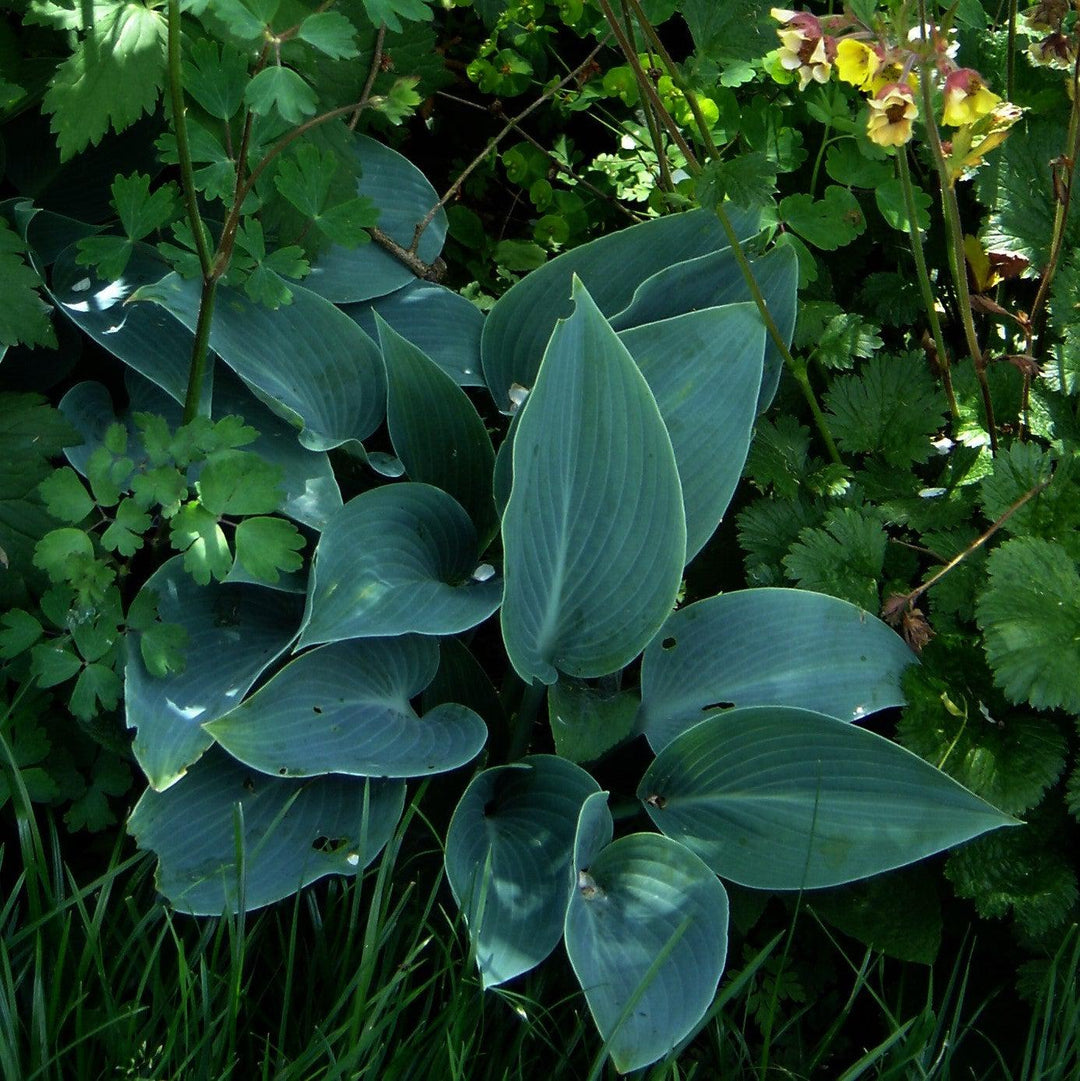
[885,476,1050,612]
[167,0,211,278]
[917,0,997,451]
[506,681,546,762]
[181,276,217,424]
[897,146,958,417]
[408,38,612,255]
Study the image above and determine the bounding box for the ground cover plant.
[1,0,1079,1075]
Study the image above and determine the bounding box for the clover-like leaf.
[39,467,93,523]
[234,516,305,584]
[169,503,232,585]
[244,66,317,125]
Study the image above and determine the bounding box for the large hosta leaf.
[129,747,405,915]
[206,637,487,778]
[304,134,447,303]
[565,818,729,1074]
[501,280,685,685]
[639,589,915,752]
[298,483,501,647]
[343,279,484,386]
[379,316,496,544]
[49,243,209,409]
[445,755,600,987]
[619,304,765,560]
[131,273,385,450]
[639,706,1019,890]
[126,557,303,791]
[481,207,761,410]
[611,245,797,412]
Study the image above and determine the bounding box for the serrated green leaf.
[0,610,44,658]
[196,450,284,517]
[737,496,822,586]
[825,353,944,465]
[779,186,866,250]
[234,516,305,584]
[977,538,1080,713]
[361,0,433,33]
[244,65,317,125]
[946,817,1078,938]
[697,151,777,211]
[743,415,811,498]
[169,503,232,585]
[0,220,57,349]
[38,467,94,523]
[899,667,1067,816]
[183,36,249,118]
[75,234,135,280]
[979,443,1080,558]
[812,313,883,371]
[783,507,887,610]
[110,173,178,241]
[298,10,359,58]
[374,76,422,125]
[69,662,123,720]
[42,0,168,160]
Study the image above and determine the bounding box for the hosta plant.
[0,0,1025,1072]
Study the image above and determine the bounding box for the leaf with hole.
[639,706,1019,889]
[444,755,600,987]
[207,636,486,778]
[129,747,405,915]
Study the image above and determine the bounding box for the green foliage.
[41,0,168,160]
[977,538,1080,714]
[0,220,56,349]
[5,0,1078,1069]
[824,353,945,465]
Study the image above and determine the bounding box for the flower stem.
[915,7,997,451]
[897,146,958,416]
[182,276,217,424]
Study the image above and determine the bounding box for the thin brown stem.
[349,23,386,130]
[886,478,1050,611]
[408,38,611,255]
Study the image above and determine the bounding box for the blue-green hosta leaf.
[639,588,915,752]
[206,637,486,778]
[481,207,761,411]
[126,557,303,791]
[501,280,685,684]
[619,304,765,560]
[298,483,501,647]
[128,747,405,915]
[342,279,484,386]
[639,706,1019,890]
[612,245,797,413]
[130,272,385,450]
[564,830,729,1074]
[49,243,210,410]
[444,755,600,988]
[378,316,497,545]
[304,134,446,303]
[572,790,615,873]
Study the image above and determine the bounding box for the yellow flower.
[835,39,882,89]
[867,83,918,147]
[944,102,1023,182]
[942,69,1001,126]
[772,9,835,90]
[867,64,918,96]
